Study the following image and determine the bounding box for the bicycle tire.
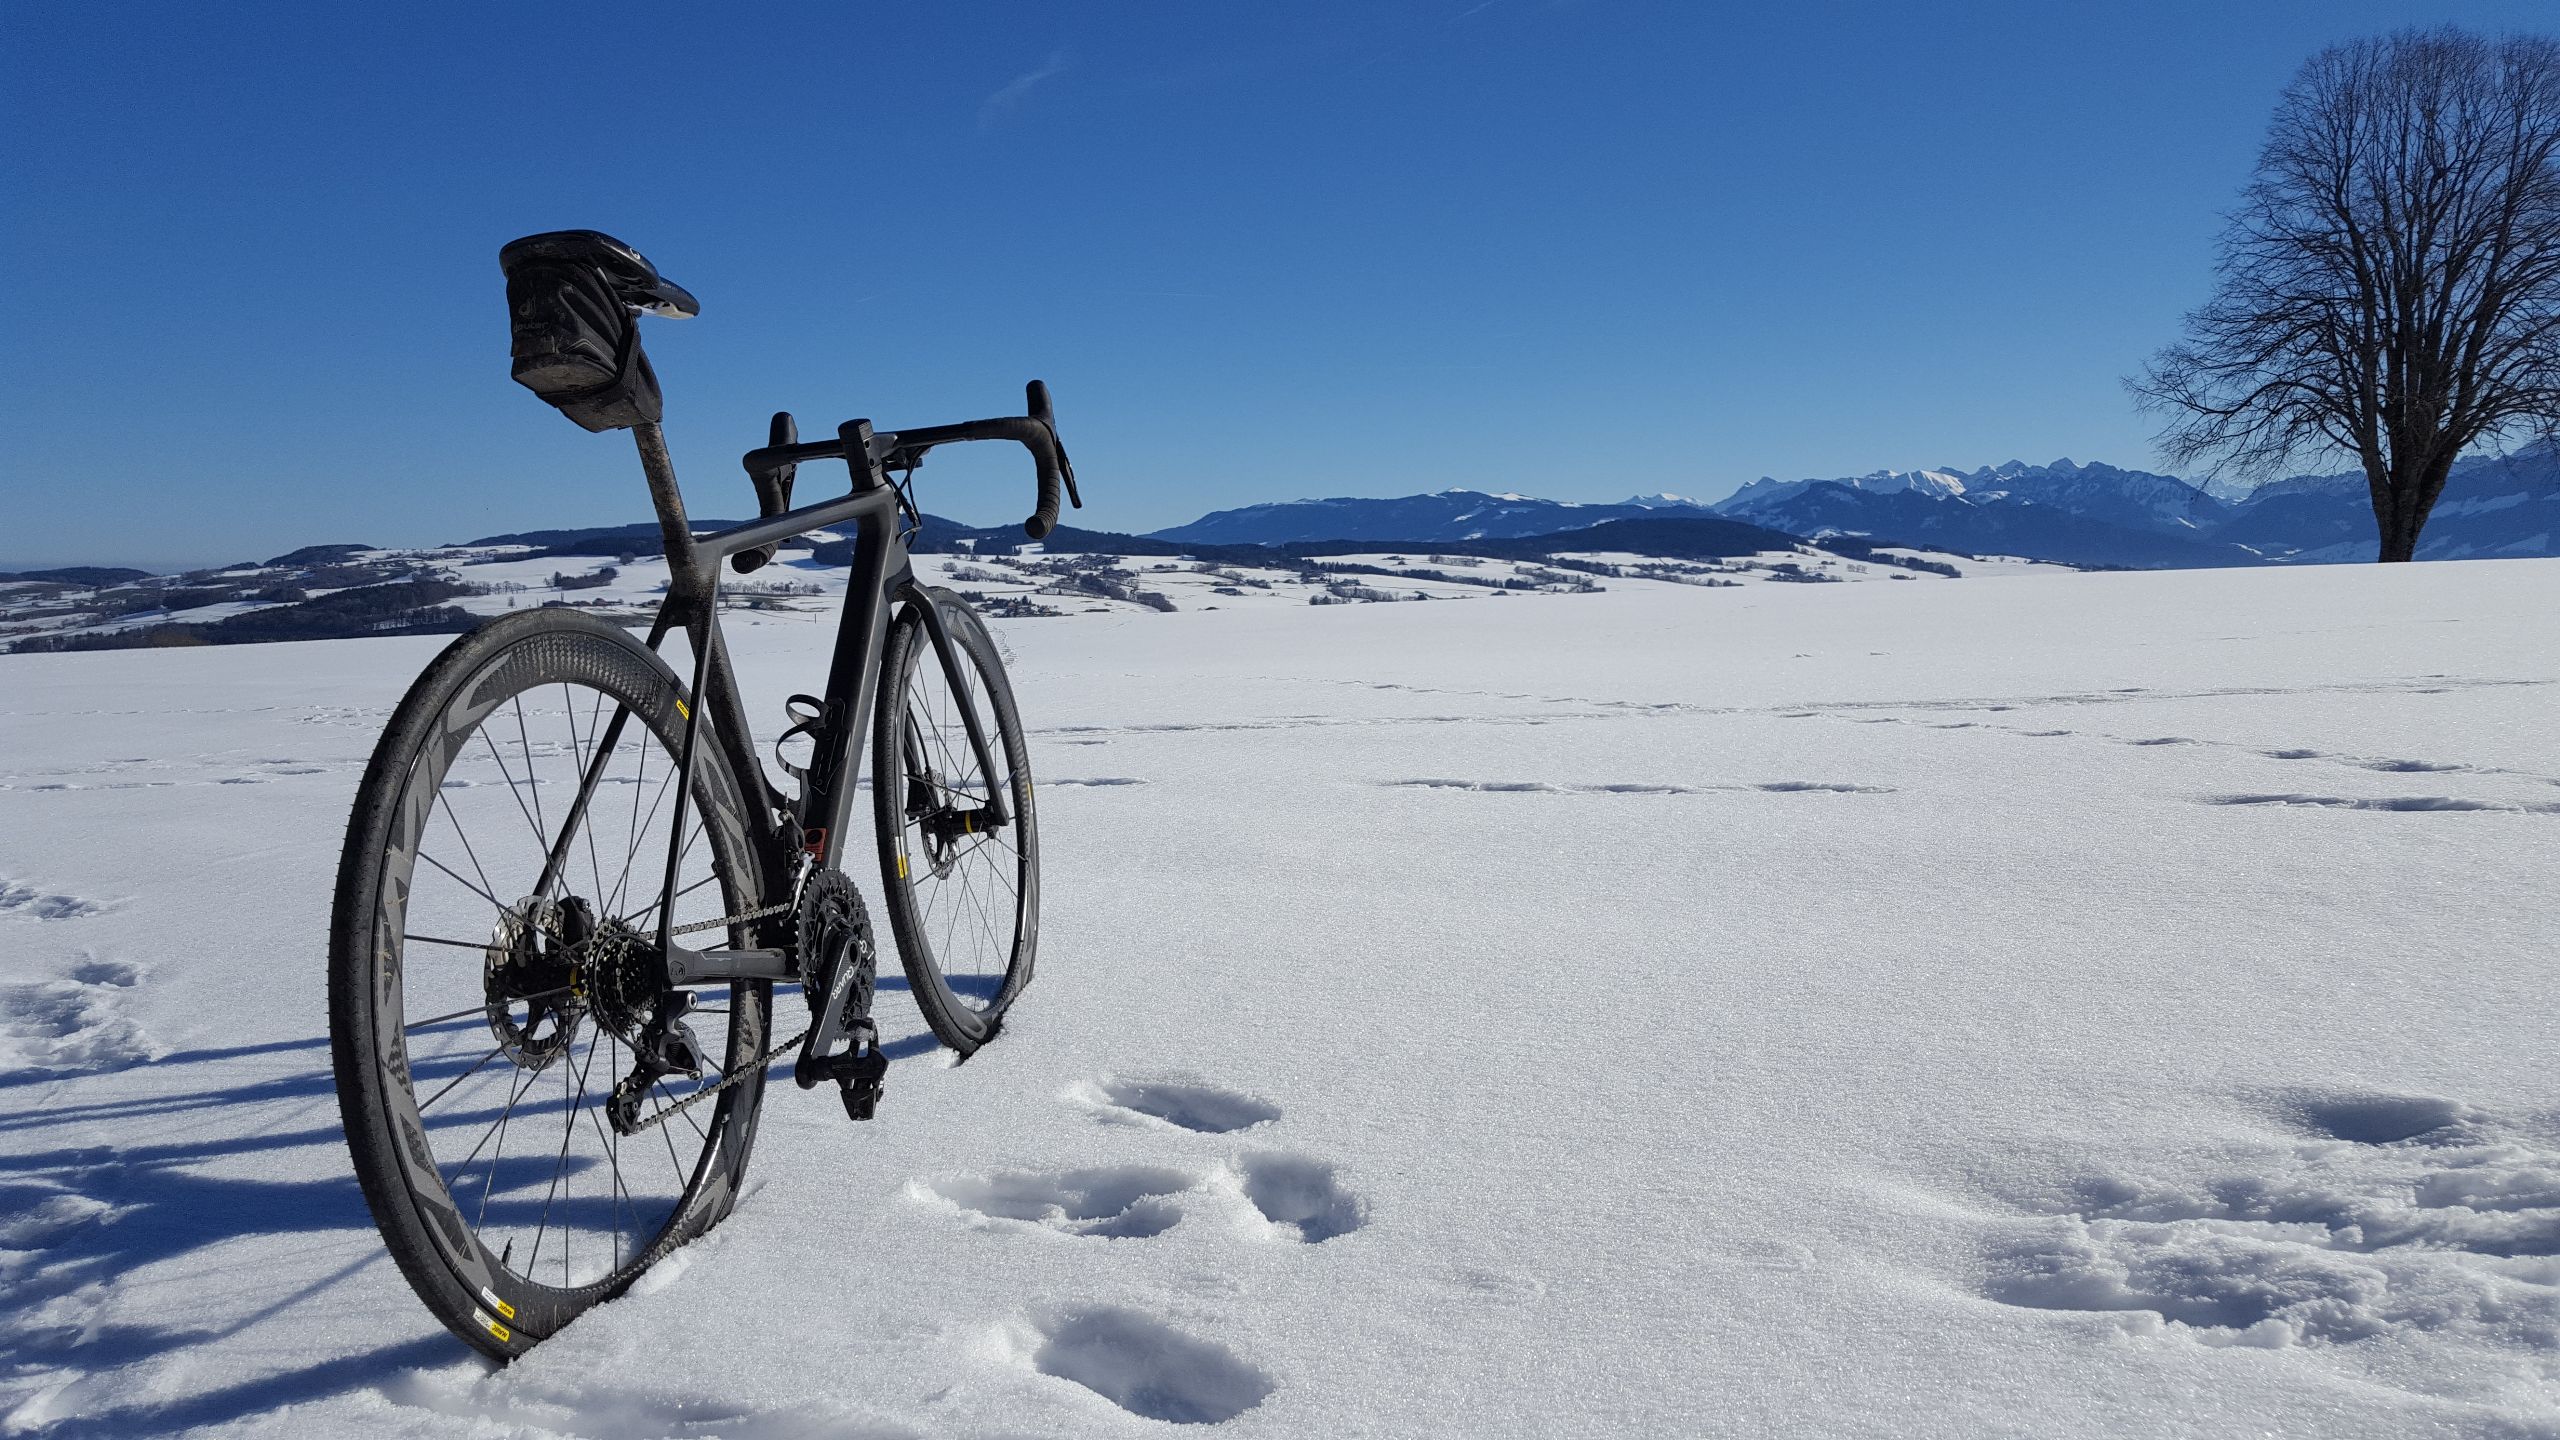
[328,608,772,1360]
[871,587,1040,1054]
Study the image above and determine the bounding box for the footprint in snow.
[0,952,159,1075]
[945,1076,1362,1421]
[919,1165,1199,1239]
[2201,793,2554,814]
[1072,1076,1281,1134]
[1384,778,1894,796]
[1235,1151,1364,1243]
[922,1153,1366,1246]
[1028,1306,1274,1425]
[1979,1088,2560,1386]
[0,879,107,921]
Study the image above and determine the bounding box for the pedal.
[832,1018,887,1122]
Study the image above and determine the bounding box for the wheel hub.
[483,897,589,1070]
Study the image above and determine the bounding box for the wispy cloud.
[980,50,1074,131]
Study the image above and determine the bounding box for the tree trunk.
[2376,520,2418,563]
[2368,447,2458,562]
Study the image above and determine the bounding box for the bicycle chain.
[666,900,794,939]
[519,897,794,960]
[521,897,802,1134]
[616,1024,809,1134]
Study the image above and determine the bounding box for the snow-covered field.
[3,557,2556,1437]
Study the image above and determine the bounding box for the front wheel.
[872,587,1040,1054]
[328,609,773,1359]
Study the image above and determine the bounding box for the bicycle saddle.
[499,230,700,318]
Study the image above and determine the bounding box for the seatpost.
[632,422,706,605]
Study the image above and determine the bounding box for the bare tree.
[2135,28,2560,561]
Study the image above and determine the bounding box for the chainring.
[795,869,878,1030]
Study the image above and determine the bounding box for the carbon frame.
[526,418,1007,1062]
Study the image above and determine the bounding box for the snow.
[4,557,2557,1436]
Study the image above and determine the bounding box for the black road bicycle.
[327,231,1078,1359]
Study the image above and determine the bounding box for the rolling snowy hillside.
[3,557,2555,1437]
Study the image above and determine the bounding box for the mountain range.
[1148,449,2560,569]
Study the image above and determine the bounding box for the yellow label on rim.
[479,1287,516,1321]
[474,1309,512,1343]
[896,854,909,879]
[674,697,691,720]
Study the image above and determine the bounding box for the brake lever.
[732,412,799,574]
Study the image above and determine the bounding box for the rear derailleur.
[604,992,710,1135]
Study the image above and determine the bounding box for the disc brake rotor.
[483,897,588,1069]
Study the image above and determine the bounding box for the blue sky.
[6,0,2554,570]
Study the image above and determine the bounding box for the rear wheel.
[872,588,1039,1054]
[328,610,772,1359]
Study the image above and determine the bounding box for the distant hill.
[1150,490,1712,546]
[0,567,156,586]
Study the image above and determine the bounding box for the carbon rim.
[883,612,1034,1019]
[363,634,766,1304]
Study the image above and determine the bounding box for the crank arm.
[657,944,795,985]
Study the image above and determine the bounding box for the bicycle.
[327,230,1080,1359]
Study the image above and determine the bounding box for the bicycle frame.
[528,417,1009,1037]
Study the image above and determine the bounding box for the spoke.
[416,850,509,915]
[652,1072,689,1188]
[514,694,551,850]
[404,931,500,952]
[528,1022,602,1282]
[474,1063,541,1234]
[620,871,717,928]
[958,853,1001,989]
[482,727,549,852]
[624,722,648,909]
[565,683,609,904]
[607,757,682,921]
[459,1060,541,1234]
[434,792,504,921]
[662,822,708,924]
[406,986,571,1034]
[417,1043,507,1113]
[582,1031,632,1275]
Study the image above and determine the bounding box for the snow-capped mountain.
[1149,490,1709,546]
[1957,460,2228,534]
[1721,482,2260,570]
[1718,468,1973,512]
[1144,448,2557,569]
[1712,460,2249,567]
[1719,460,2223,536]
[2213,448,2560,562]
[1712,450,2557,567]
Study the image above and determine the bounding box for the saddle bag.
[503,260,662,432]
